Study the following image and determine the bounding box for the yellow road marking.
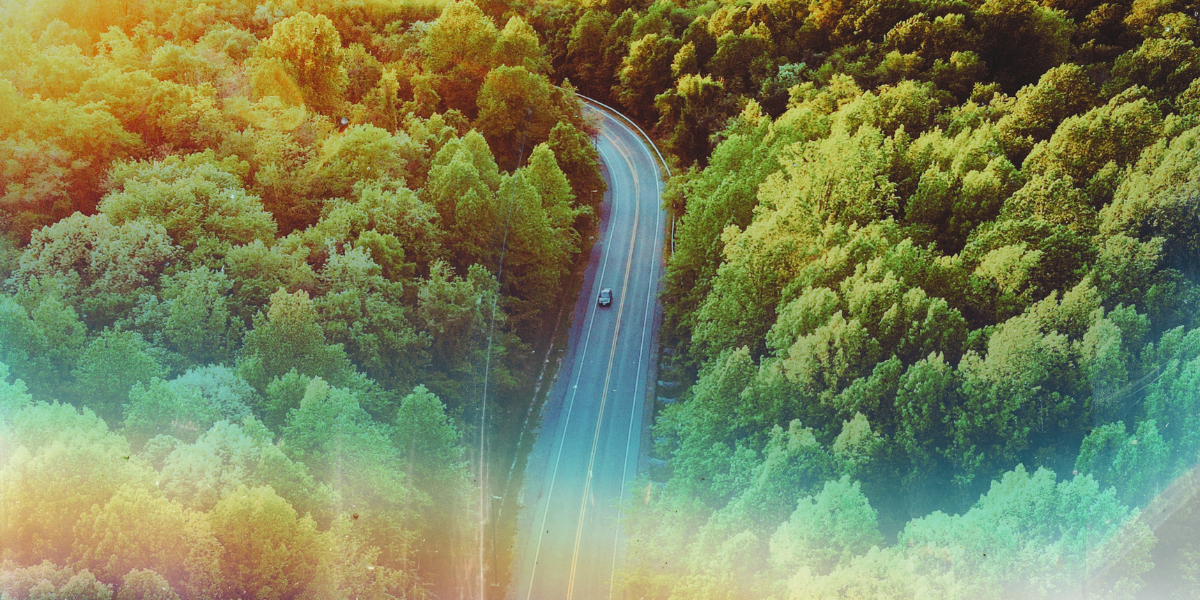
[521,132,624,600]
[564,123,641,600]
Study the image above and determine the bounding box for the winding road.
[508,100,667,600]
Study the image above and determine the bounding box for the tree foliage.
[564,0,1200,593]
[0,0,599,594]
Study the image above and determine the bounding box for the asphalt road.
[508,101,666,600]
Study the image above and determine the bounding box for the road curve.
[508,102,667,600]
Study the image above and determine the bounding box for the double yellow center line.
[563,124,642,600]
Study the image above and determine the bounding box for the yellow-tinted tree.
[475,65,559,169]
[252,12,347,115]
[209,485,321,600]
[420,1,499,115]
[0,403,156,565]
[72,487,223,598]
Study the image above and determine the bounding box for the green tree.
[308,125,419,200]
[0,562,113,600]
[314,246,429,390]
[996,63,1097,157]
[961,219,1096,322]
[597,10,639,100]
[671,42,700,78]
[660,104,779,358]
[0,363,32,428]
[769,476,882,575]
[0,81,142,239]
[392,385,468,578]
[209,485,321,600]
[1087,234,1165,314]
[894,353,963,493]
[883,13,977,64]
[123,379,221,446]
[101,154,275,251]
[224,240,318,323]
[158,267,245,365]
[415,261,495,374]
[394,385,464,493]
[693,203,914,366]
[420,0,499,114]
[655,74,733,165]
[474,65,560,169]
[305,181,444,277]
[10,213,179,329]
[898,465,1141,598]
[707,420,839,533]
[159,418,331,518]
[262,370,315,433]
[1075,419,1169,506]
[73,328,168,422]
[72,487,223,597]
[0,402,156,565]
[952,286,1109,484]
[546,121,606,213]
[359,68,405,132]
[655,347,759,507]
[342,43,383,105]
[487,170,577,325]
[760,124,900,228]
[281,379,412,565]
[1140,326,1200,469]
[73,70,196,151]
[0,286,87,400]
[1108,36,1200,104]
[839,269,969,365]
[566,10,618,96]
[150,43,219,86]
[252,12,347,114]
[238,98,322,232]
[116,570,182,600]
[975,0,1074,91]
[495,16,546,73]
[237,289,356,392]
[423,131,501,256]
[616,33,682,121]
[524,143,588,232]
[123,367,255,446]
[832,412,885,480]
[706,27,774,97]
[1024,87,1164,184]
[1001,170,1096,234]
[302,515,410,600]
[1101,122,1200,273]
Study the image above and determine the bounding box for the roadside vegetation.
[5,0,1200,596]
[525,0,1200,596]
[0,0,601,598]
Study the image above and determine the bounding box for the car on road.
[598,288,613,307]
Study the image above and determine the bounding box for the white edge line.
[576,94,672,179]
[521,137,623,600]
[603,109,665,600]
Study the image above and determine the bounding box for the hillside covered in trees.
[6,0,1200,596]
[0,0,603,598]
[520,0,1200,596]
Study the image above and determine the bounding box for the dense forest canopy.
[0,0,603,598]
[5,0,1200,596]
[515,0,1200,595]
[516,0,1200,595]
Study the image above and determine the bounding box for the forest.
[520,0,1200,596]
[0,0,603,598]
[4,0,1200,596]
